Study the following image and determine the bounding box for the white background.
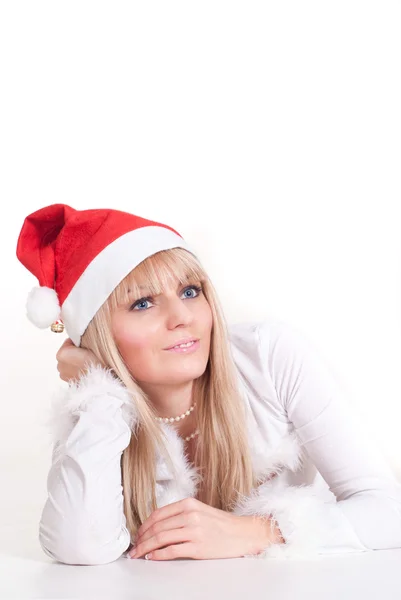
[1,2,401,598]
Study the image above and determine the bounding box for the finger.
[136,513,188,545]
[137,497,206,539]
[147,542,198,561]
[57,338,74,354]
[137,498,188,539]
[131,527,195,560]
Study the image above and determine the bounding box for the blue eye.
[130,285,203,312]
[133,299,152,311]
[183,286,201,299]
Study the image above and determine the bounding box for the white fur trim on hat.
[26,285,61,329]
[61,225,195,346]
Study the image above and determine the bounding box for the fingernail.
[130,549,137,558]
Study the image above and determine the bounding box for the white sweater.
[38,317,401,565]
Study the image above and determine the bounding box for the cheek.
[200,301,213,331]
[117,331,156,380]
[118,330,147,348]
[113,311,156,347]
[117,330,151,360]
[113,319,152,362]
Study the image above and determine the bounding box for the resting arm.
[39,364,138,565]
[233,320,401,558]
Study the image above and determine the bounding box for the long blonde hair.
[80,247,258,541]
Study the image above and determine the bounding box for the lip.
[164,340,200,354]
[163,337,199,350]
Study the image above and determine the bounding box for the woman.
[16,203,401,565]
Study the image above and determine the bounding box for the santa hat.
[16,203,195,346]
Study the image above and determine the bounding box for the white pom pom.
[26,285,61,329]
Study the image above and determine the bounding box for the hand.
[56,338,102,383]
[127,497,283,561]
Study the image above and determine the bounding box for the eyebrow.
[128,280,195,295]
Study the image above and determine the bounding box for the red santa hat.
[16,203,195,347]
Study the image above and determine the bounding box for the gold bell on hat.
[50,320,65,333]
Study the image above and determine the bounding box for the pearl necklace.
[154,402,201,442]
[183,428,201,443]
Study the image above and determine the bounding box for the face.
[111,278,213,388]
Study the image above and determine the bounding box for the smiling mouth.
[167,341,195,349]
[164,339,200,352]
[164,338,199,350]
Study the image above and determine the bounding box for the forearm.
[40,364,138,565]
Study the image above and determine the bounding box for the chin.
[169,362,208,383]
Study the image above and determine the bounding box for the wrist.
[270,519,285,545]
[239,514,286,556]
[259,515,285,548]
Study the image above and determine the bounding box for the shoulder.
[226,317,313,417]
[256,317,319,357]
[255,317,332,380]
[227,316,311,357]
[227,316,327,387]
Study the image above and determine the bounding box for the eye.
[182,285,202,299]
[129,285,203,312]
[131,297,154,311]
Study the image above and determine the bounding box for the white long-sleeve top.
[38,317,401,564]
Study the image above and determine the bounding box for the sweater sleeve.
[38,363,139,566]
[233,319,401,559]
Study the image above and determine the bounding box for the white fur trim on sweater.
[232,474,367,559]
[249,427,307,484]
[153,423,203,510]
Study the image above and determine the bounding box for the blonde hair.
[80,247,258,543]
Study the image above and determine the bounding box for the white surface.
[1,547,401,600]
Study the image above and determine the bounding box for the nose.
[165,295,194,328]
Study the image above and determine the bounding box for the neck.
[140,379,197,439]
